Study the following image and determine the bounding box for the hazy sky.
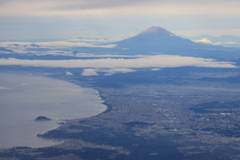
[0,0,240,40]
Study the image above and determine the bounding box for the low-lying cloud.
[0,55,236,70]
[0,41,116,48]
[65,71,73,76]
[193,38,212,44]
[82,69,99,76]
[81,68,136,76]
[193,38,240,47]
[104,68,136,76]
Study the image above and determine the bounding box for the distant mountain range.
[1,26,240,63]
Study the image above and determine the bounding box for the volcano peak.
[115,26,197,53]
[137,26,175,37]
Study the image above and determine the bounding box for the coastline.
[97,91,113,115]
[0,73,107,149]
[35,85,111,144]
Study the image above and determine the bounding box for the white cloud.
[0,42,33,47]
[151,68,161,71]
[193,38,240,47]
[0,55,236,69]
[0,41,138,58]
[104,68,136,76]
[82,69,99,76]
[193,38,211,44]
[218,42,238,45]
[65,71,73,76]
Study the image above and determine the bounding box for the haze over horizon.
[0,0,240,41]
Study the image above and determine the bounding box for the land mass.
[1,67,240,160]
[1,26,240,159]
[35,116,52,121]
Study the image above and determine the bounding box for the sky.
[0,0,240,41]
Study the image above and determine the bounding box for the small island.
[35,116,51,121]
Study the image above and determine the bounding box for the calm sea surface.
[0,73,107,148]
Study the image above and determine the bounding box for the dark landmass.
[31,43,41,48]
[0,47,13,52]
[35,116,52,121]
[1,67,240,160]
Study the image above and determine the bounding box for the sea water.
[0,73,106,148]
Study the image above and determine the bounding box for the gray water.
[0,73,107,148]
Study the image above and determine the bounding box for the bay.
[0,73,106,148]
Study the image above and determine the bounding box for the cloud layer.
[0,41,116,48]
[0,55,236,69]
[104,68,136,76]
[193,38,240,47]
[82,69,99,76]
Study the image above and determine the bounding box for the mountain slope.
[116,26,213,52]
[114,26,240,61]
